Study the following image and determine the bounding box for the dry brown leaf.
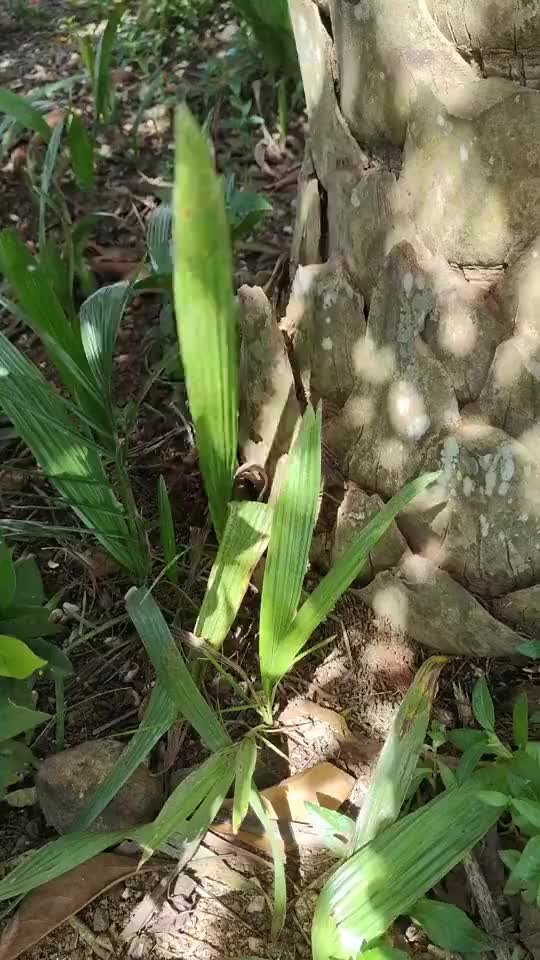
[85,244,144,281]
[213,760,354,852]
[0,853,161,960]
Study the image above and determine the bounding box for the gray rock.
[401,424,540,596]
[36,739,163,834]
[360,554,523,655]
[284,259,365,407]
[465,334,540,439]
[492,585,540,635]
[238,285,300,481]
[331,484,408,584]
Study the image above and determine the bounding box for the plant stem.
[55,675,65,751]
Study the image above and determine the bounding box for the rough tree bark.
[239,0,540,655]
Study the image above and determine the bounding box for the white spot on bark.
[489,156,495,166]
[436,114,445,127]
[325,315,332,324]
[463,476,474,497]
[354,0,370,21]
[409,414,430,438]
[322,337,333,351]
[402,271,414,296]
[500,448,515,482]
[351,188,361,208]
[533,250,539,259]
[498,481,509,496]
[519,512,529,522]
[415,274,425,290]
[379,71,385,79]
[459,144,469,163]
[480,515,490,538]
[323,291,337,309]
[485,466,497,496]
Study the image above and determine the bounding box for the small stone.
[36,739,163,834]
[246,895,266,914]
[92,905,110,933]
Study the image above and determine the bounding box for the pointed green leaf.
[472,676,495,731]
[512,798,540,830]
[126,587,230,751]
[232,737,257,833]
[147,204,172,274]
[23,637,73,677]
[67,113,95,188]
[259,405,321,694]
[0,635,46,679]
[195,500,272,649]
[13,555,45,606]
[80,281,130,403]
[73,682,176,832]
[250,787,286,937]
[158,475,177,583]
[275,471,441,688]
[514,692,528,749]
[173,106,237,538]
[410,898,492,952]
[39,114,65,251]
[94,5,125,120]
[0,700,50,740]
[0,88,51,141]
[304,802,353,857]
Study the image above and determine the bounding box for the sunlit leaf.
[0,635,46,679]
[232,737,257,833]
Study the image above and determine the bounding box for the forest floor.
[0,2,538,959]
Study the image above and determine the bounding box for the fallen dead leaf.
[86,244,144,281]
[0,853,163,960]
[213,760,354,852]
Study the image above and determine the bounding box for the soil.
[0,2,536,959]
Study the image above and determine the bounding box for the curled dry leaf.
[0,853,162,960]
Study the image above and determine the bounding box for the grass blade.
[38,114,65,251]
[138,747,237,862]
[72,683,177,832]
[0,830,128,903]
[147,204,172,274]
[0,88,51,142]
[173,106,237,538]
[126,587,230,751]
[195,500,272,649]
[250,787,287,936]
[276,471,440,684]
[157,475,177,583]
[67,113,95,188]
[259,405,321,696]
[312,768,508,960]
[94,5,125,121]
[232,737,257,833]
[352,656,447,851]
[0,334,139,573]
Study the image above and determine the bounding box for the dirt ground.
[0,2,538,959]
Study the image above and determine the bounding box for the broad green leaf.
[476,790,509,807]
[0,635,46,679]
[410,898,492,952]
[0,333,140,575]
[73,682,176,832]
[0,740,34,798]
[275,471,441,690]
[94,5,125,121]
[79,36,96,84]
[0,608,61,640]
[173,106,237,538]
[0,541,16,611]
[138,747,237,862]
[514,692,529,749]
[512,798,540,831]
[518,640,540,660]
[312,768,508,960]
[504,835,540,898]
[195,500,272,649]
[13,555,45,606]
[228,191,272,243]
[352,657,447,851]
[0,88,51,142]
[24,637,73,677]
[0,700,49,740]
[250,787,286,937]
[472,676,495,731]
[233,737,257,833]
[158,475,177,583]
[231,0,297,75]
[436,759,457,791]
[360,948,409,960]
[67,113,94,188]
[304,802,353,857]
[126,587,230,751]
[39,240,73,317]
[147,204,172,274]
[447,728,488,752]
[259,405,321,695]
[39,114,65,251]
[0,828,128,902]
